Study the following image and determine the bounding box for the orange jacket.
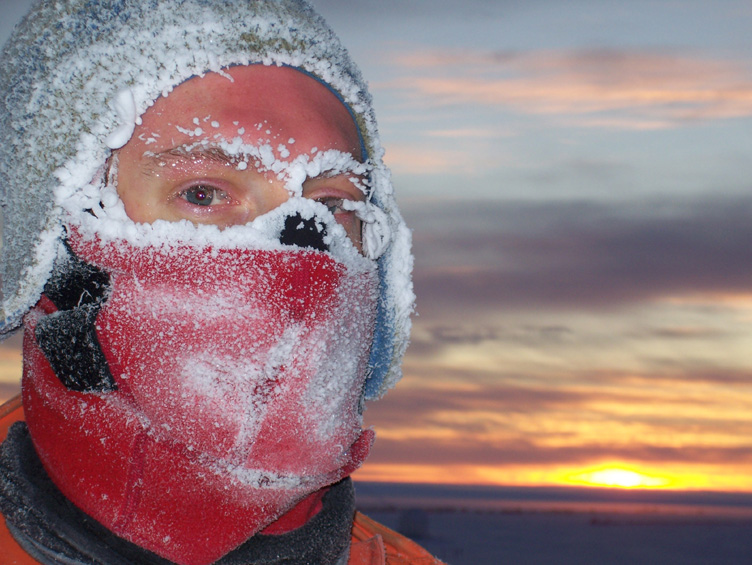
[0,395,442,565]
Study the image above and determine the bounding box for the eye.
[316,197,347,215]
[179,184,229,206]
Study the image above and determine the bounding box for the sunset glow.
[352,461,752,493]
[560,466,673,489]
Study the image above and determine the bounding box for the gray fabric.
[0,422,356,564]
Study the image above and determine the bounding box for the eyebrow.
[140,146,237,177]
[137,144,372,189]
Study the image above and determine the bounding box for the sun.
[561,465,674,489]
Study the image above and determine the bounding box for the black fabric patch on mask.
[34,243,116,393]
[279,213,329,252]
[35,306,115,393]
[43,242,109,310]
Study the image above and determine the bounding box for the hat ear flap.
[34,243,115,393]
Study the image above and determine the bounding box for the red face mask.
[23,221,378,565]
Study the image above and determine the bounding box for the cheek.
[117,176,151,223]
[114,148,160,223]
[340,216,363,252]
[116,179,170,224]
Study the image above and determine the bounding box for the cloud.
[404,196,752,317]
[368,435,752,466]
[613,365,752,387]
[425,128,508,139]
[383,144,476,175]
[386,48,752,129]
[0,382,20,404]
[314,0,522,21]
[0,333,22,351]
[369,364,752,426]
[369,381,587,422]
[637,326,730,340]
[364,374,752,468]
[382,139,517,178]
[407,322,575,357]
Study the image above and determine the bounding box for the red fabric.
[260,486,327,535]
[23,232,377,565]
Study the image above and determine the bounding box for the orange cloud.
[384,48,752,128]
[382,143,484,175]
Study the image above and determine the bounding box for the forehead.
[128,65,362,160]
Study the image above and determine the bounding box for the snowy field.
[354,482,752,565]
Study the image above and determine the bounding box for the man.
[0,1,434,563]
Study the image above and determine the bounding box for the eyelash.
[315,197,350,215]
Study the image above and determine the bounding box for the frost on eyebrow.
[137,131,161,145]
[139,145,238,177]
[272,148,373,197]
[138,139,374,196]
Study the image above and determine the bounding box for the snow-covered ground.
[354,482,752,564]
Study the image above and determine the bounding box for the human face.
[115,65,365,247]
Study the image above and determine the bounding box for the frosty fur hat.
[0,0,414,399]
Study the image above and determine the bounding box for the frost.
[277,144,290,158]
[175,125,203,137]
[343,200,391,259]
[105,89,138,149]
[138,131,160,145]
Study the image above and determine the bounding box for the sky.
[2,0,752,492]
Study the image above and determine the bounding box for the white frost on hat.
[105,89,139,150]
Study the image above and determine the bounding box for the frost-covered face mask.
[21,66,388,565]
[23,200,379,565]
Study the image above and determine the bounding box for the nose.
[216,171,291,228]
